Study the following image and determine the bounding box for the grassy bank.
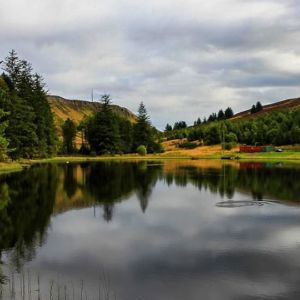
[0,162,24,174]
[1,149,300,174]
[236,151,300,161]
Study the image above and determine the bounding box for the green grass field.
[1,150,300,174]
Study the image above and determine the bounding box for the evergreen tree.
[77,117,91,154]
[208,113,217,122]
[173,121,187,130]
[217,109,225,120]
[62,118,77,154]
[250,104,256,114]
[0,74,38,159]
[165,123,172,132]
[0,105,9,161]
[250,102,263,114]
[224,107,234,119]
[86,95,120,154]
[31,74,57,156]
[8,95,38,158]
[117,117,133,153]
[133,102,153,151]
[3,50,19,86]
[1,50,57,158]
[196,117,202,125]
[256,101,263,112]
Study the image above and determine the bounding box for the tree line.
[0,50,162,160]
[0,50,57,159]
[61,95,163,155]
[165,106,234,132]
[165,107,300,148]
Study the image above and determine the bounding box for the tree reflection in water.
[0,160,299,288]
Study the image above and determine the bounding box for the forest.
[0,51,162,160]
[165,105,300,149]
[62,95,163,155]
[0,50,57,159]
[1,50,299,161]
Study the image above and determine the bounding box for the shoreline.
[1,151,300,174]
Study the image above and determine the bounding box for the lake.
[1,160,300,300]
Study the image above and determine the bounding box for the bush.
[178,142,198,149]
[149,141,164,153]
[225,132,238,143]
[90,151,97,157]
[204,124,221,145]
[137,145,147,156]
[223,142,236,150]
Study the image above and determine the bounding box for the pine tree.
[133,102,153,150]
[0,100,9,161]
[2,51,57,158]
[6,95,38,159]
[117,116,133,153]
[62,118,77,154]
[3,50,20,87]
[217,109,225,120]
[224,107,234,119]
[165,123,172,132]
[173,121,187,130]
[86,95,120,154]
[0,73,38,159]
[256,101,263,112]
[31,73,57,156]
[208,113,217,122]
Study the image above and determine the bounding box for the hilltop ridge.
[47,95,137,145]
[231,97,300,120]
[48,95,137,127]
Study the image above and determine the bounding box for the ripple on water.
[215,200,274,208]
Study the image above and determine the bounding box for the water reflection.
[0,165,59,269]
[0,160,300,299]
[1,161,300,257]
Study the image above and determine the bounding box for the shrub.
[137,145,147,156]
[223,142,235,150]
[90,151,97,157]
[149,141,164,153]
[225,132,238,143]
[178,142,197,149]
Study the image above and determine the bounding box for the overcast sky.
[1,0,300,129]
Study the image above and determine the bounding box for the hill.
[48,95,136,126]
[231,97,300,120]
[47,95,137,145]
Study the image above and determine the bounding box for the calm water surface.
[1,160,300,300]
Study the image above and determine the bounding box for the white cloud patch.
[1,0,300,129]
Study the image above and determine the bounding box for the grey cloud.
[1,0,300,128]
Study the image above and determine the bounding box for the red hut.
[239,145,264,153]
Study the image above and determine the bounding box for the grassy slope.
[231,97,300,121]
[48,95,137,144]
[162,97,300,159]
[161,139,300,160]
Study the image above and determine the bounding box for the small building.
[239,145,275,153]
